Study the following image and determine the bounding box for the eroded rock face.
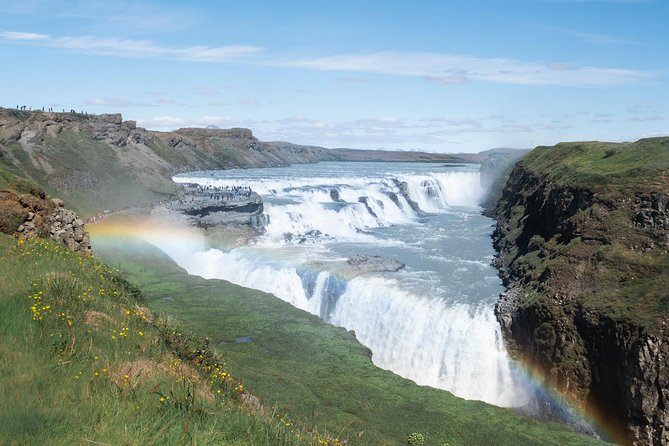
[493,162,669,446]
[633,193,669,250]
[0,109,149,148]
[392,179,423,215]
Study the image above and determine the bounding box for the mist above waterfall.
[162,162,531,407]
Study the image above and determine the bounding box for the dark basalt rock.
[392,179,424,215]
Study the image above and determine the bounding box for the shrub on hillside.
[0,192,27,234]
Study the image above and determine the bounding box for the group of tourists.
[196,185,254,201]
[85,211,110,224]
[15,105,88,114]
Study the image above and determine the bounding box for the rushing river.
[163,161,531,408]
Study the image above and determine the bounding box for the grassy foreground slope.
[91,228,608,446]
[0,234,345,446]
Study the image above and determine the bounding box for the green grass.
[521,138,669,195]
[91,230,609,446]
[0,164,21,190]
[0,234,342,446]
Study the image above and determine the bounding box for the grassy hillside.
[91,225,608,446]
[521,138,669,195]
[0,234,347,446]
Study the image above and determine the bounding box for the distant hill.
[329,147,465,163]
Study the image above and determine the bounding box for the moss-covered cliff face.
[493,138,669,446]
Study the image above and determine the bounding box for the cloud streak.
[1,30,653,86]
[284,51,650,86]
[0,31,262,62]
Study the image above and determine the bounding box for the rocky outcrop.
[0,109,152,148]
[296,255,405,320]
[633,193,669,250]
[44,204,91,253]
[155,192,264,229]
[492,144,669,445]
[15,197,91,254]
[1,184,92,254]
[175,127,257,140]
[345,255,405,275]
[392,179,424,215]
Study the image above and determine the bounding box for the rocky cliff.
[0,176,91,254]
[492,138,669,445]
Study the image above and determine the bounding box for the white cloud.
[192,86,221,96]
[1,30,653,86]
[1,31,48,40]
[283,51,650,86]
[199,116,234,126]
[629,114,664,122]
[0,31,262,62]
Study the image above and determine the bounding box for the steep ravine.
[491,139,669,446]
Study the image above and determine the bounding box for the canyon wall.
[492,138,669,445]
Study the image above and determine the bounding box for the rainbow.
[88,215,627,444]
[511,355,627,445]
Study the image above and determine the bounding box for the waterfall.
[160,163,531,408]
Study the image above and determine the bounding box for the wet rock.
[358,196,380,218]
[345,255,405,274]
[392,179,423,215]
[330,188,343,202]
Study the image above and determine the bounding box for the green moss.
[521,138,669,195]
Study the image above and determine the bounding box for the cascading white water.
[161,162,531,408]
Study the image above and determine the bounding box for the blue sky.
[1,0,667,152]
